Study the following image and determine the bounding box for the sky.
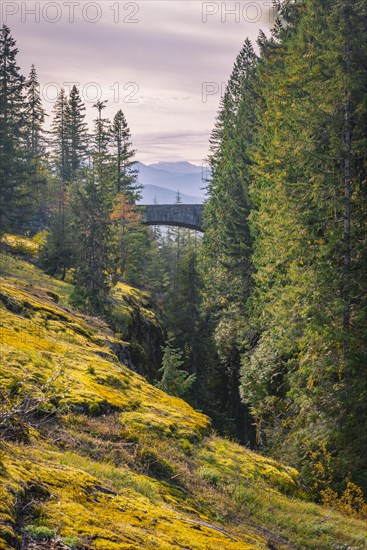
[2,0,275,164]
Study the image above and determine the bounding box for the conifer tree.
[51,88,70,183]
[111,192,141,276]
[70,167,116,314]
[240,0,367,490]
[70,99,116,314]
[24,64,48,230]
[25,64,45,157]
[110,109,140,201]
[201,38,258,444]
[157,337,195,398]
[0,25,25,233]
[109,109,142,278]
[92,99,111,180]
[42,89,72,278]
[66,85,88,180]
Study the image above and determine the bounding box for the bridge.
[140,204,204,232]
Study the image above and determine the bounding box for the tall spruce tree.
[43,89,71,278]
[202,38,258,444]
[70,167,116,314]
[109,109,141,278]
[92,99,111,180]
[51,88,70,183]
[0,25,25,233]
[25,64,45,157]
[110,109,140,201]
[70,100,116,314]
[24,64,48,231]
[66,85,88,180]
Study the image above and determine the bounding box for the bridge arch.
[140,204,204,232]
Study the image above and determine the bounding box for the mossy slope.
[0,248,367,550]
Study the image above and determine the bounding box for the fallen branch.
[318,507,334,523]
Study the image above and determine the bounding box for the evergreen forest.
[1,1,367,547]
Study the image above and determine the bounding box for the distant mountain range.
[136,161,209,204]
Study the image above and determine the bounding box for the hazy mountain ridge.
[139,184,204,205]
[148,161,204,175]
[137,161,209,204]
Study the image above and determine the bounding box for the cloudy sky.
[2,1,275,163]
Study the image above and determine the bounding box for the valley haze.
[137,161,208,204]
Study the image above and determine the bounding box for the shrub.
[156,338,195,398]
[138,448,174,480]
[179,438,193,456]
[0,372,62,441]
[62,535,84,548]
[24,525,55,540]
[199,467,220,487]
[321,482,367,520]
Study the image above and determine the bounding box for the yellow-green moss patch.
[1,251,367,549]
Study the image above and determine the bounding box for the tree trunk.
[343,88,351,364]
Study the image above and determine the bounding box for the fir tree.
[70,100,117,313]
[111,192,141,276]
[66,85,88,180]
[25,64,45,157]
[201,38,258,444]
[240,0,367,490]
[109,109,141,276]
[92,99,111,180]
[43,88,72,278]
[157,337,195,398]
[110,109,140,201]
[0,25,25,232]
[70,167,116,314]
[51,88,70,183]
[24,64,48,231]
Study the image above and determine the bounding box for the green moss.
[2,234,39,257]
[112,283,161,334]
[0,252,367,550]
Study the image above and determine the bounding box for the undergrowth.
[0,241,366,550]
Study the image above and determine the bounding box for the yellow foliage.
[322,482,367,520]
[0,251,367,549]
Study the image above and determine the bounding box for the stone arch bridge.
[140,204,204,232]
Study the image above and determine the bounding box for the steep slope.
[0,242,367,550]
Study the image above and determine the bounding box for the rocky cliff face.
[111,282,164,380]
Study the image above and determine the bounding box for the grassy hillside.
[0,241,367,550]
